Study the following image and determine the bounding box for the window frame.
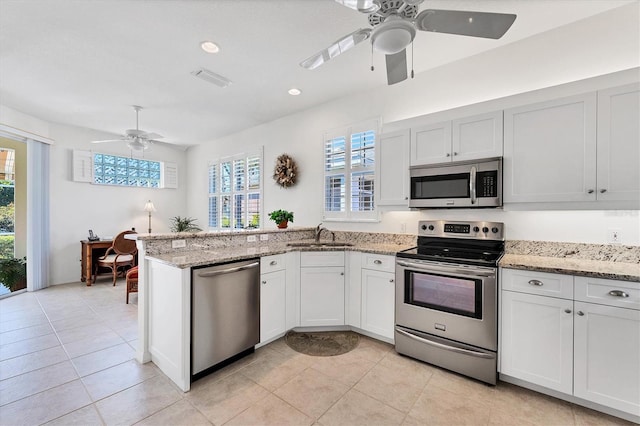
[323,119,379,222]
[208,148,263,231]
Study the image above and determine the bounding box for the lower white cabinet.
[574,301,640,415]
[299,252,345,327]
[500,268,640,419]
[260,269,286,343]
[361,268,395,340]
[500,290,573,394]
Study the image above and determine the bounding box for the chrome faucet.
[314,223,335,242]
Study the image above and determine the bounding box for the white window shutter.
[72,149,93,183]
[163,162,178,188]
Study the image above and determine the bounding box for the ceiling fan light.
[371,18,416,54]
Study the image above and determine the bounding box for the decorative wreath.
[273,154,298,188]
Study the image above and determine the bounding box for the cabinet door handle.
[446,153,451,157]
[270,260,277,266]
[564,309,572,314]
[340,272,344,276]
[453,152,458,156]
[608,290,629,298]
[389,279,394,283]
[374,260,382,265]
[600,189,607,193]
[587,189,595,194]
[577,311,585,316]
[261,280,267,285]
[528,279,543,286]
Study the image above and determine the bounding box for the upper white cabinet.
[596,83,640,202]
[503,93,598,203]
[504,84,640,204]
[376,129,410,206]
[410,111,503,166]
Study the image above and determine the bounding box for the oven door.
[395,258,497,350]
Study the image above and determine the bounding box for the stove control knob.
[492,227,499,234]
[473,226,480,233]
[428,225,435,231]
[421,224,427,231]
[482,227,489,233]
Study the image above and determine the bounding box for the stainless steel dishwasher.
[191,258,260,380]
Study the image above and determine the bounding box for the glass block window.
[208,150,262,230]
[93,153,161,188]
[323,120,378,221]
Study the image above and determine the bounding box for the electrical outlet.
[171,239,186,249]
[247,235,257,242]
[607,228,622,244]
[260,234,269,241]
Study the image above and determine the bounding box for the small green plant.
[0,256,26,292]
[268,210,294,225]
[170,216,202,233]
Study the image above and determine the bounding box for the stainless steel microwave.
[409,157,502,208]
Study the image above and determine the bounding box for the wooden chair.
[94,230,137,286]
[126,265,138,304]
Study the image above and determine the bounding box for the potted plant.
[170,216,202,232]
[0,256,27,292]
[268,210,294,229]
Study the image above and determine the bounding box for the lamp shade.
[143,200,156,212]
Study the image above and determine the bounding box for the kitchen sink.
[286,241,354,248]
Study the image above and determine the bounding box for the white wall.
[47,123,188,285]
[186,3,640,245]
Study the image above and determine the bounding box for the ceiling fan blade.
[300,28,371,70]
[334,0,380,13]
[386,49,408,85]
[415,9,517,39]
[148,140,189,151]
[91,139,125,144]
[144,132,163,140]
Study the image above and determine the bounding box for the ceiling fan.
[300,0,517,85]
[91,106,173,151]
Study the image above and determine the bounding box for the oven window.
[406,271,482,319]
[411,173,470,199]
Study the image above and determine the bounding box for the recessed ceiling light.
[200,41,220,53]
[288,88,302,96]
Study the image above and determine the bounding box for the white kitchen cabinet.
[500,290,574,394]
[504,93,598,203]
[410,111,502,166]
[573,301,640,416]
[596,83,640,202]
[361,268,395,340]
[346,251,362,328]
[260,255,287,344]
[299,252,345,327]
[376,129,410,206]
[501,268,640,420]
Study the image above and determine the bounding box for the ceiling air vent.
[191,68,232,88]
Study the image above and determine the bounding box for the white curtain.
[26,139,50,291]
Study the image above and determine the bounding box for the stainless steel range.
[395,220,505,385]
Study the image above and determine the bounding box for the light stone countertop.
[146,240,415,269]
[500,240,640,282]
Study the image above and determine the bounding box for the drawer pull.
[577,311,584,316]
[270,260,277,266]
[564,309,572,314]
[608,290,629,298]
[528,279,543,287]
[374,260,382,265]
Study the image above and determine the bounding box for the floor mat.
[284,330,360,356]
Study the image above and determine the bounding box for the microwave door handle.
[470,165,477,204]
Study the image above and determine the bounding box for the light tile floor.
[0,280,634,426]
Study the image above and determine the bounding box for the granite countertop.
[499,241,640,282]
[146,240,414,269]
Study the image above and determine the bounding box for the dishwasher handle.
[197,261,260,278]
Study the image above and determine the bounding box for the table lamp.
[144,200,156,233]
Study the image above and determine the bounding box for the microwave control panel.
[477,171,498,197]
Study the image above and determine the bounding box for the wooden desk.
[80,239,112,286]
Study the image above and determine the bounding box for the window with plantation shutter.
[208,149,262,230]
[323,120,379,221]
